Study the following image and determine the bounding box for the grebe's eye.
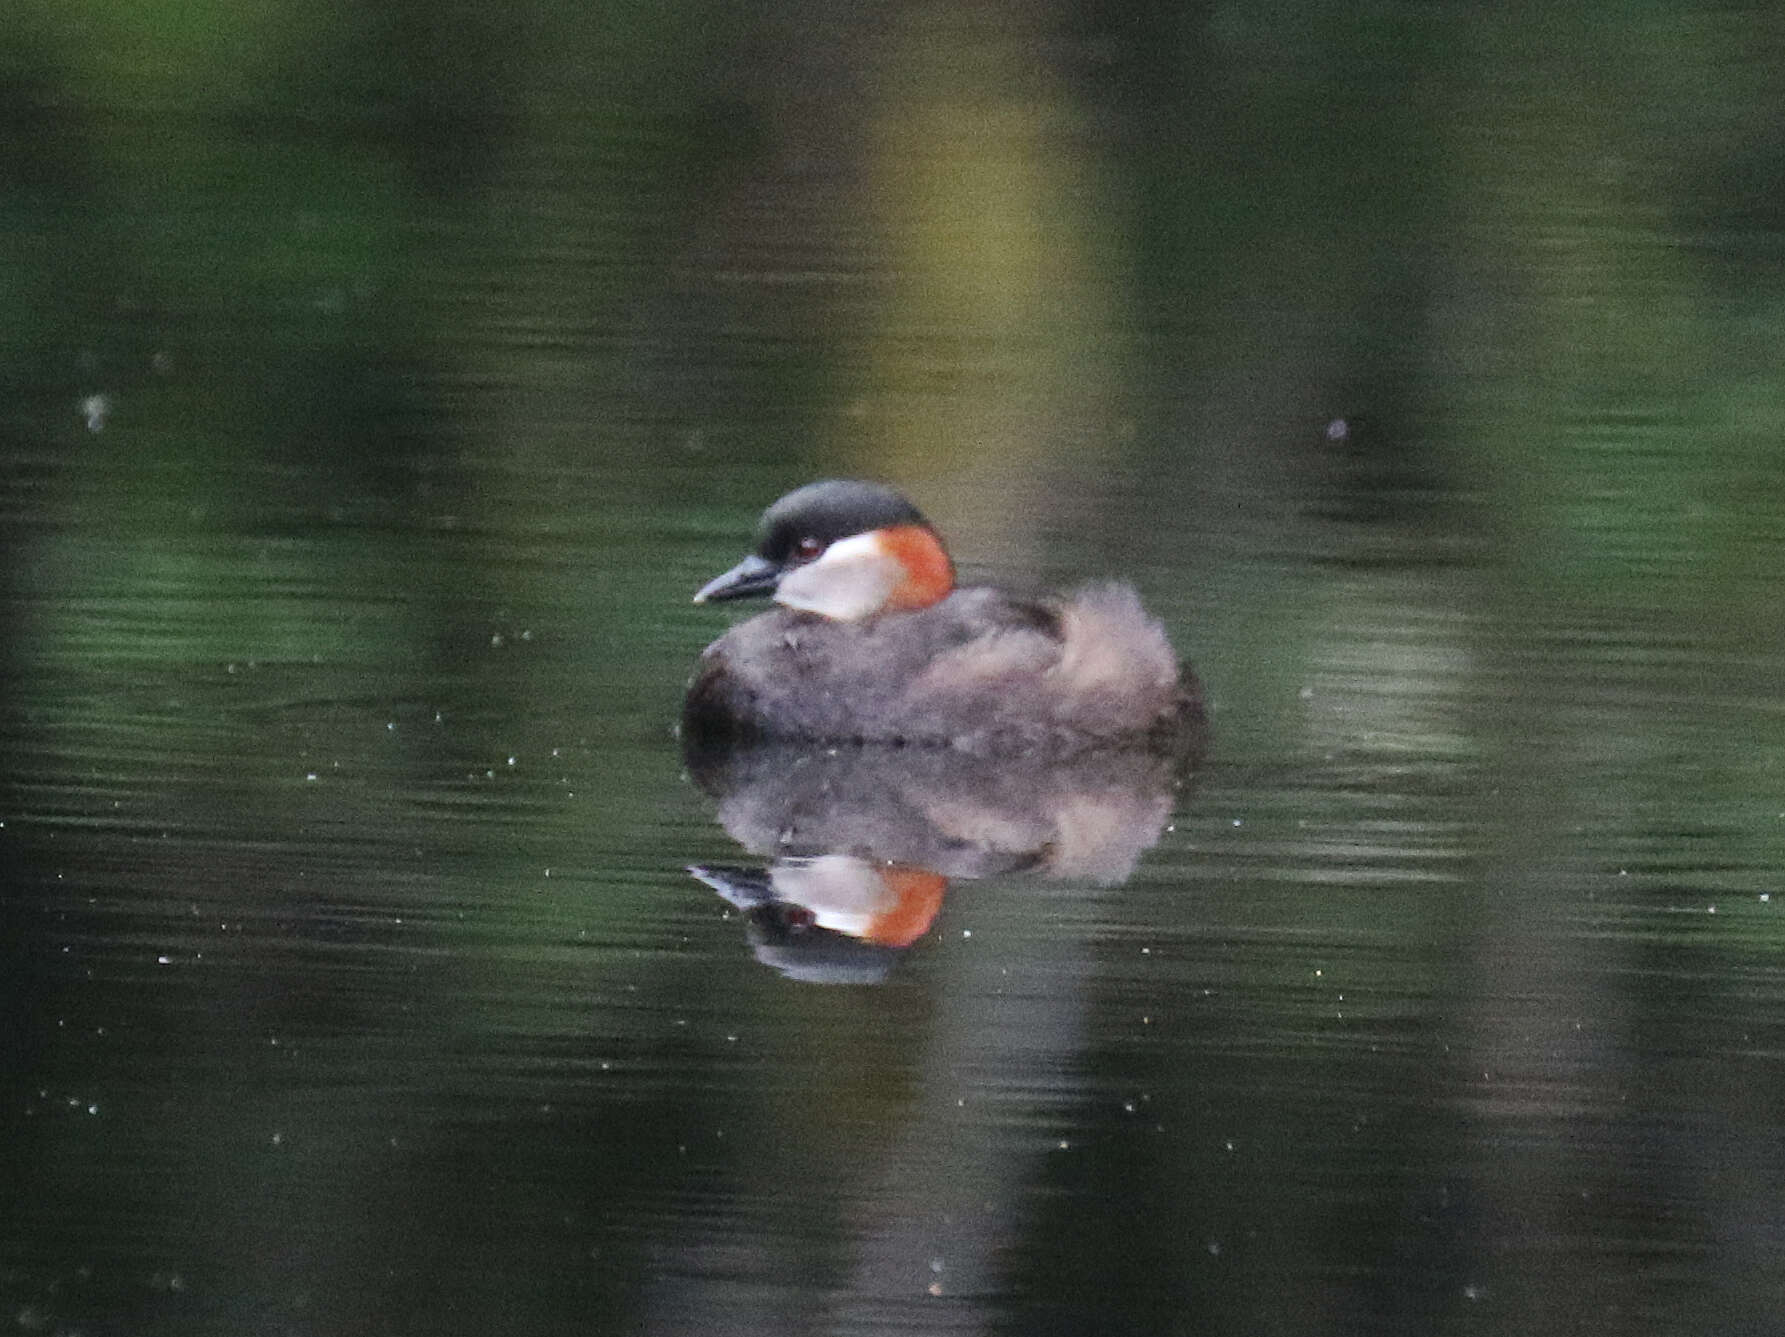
[794,536,825,561]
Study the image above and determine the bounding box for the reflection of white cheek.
[770,855,892,936]
[774,533,896,620]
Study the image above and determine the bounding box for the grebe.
[683,480,1201,755]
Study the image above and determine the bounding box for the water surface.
[6,5,1785,1335]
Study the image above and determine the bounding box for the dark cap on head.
[753,480,929,564]
[694,480,935,605]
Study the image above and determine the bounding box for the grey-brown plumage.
[683,582,1201,756]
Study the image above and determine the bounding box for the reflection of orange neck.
[880,525,955,611]
[862,867,948,947]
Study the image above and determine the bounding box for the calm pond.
[5,5,1785,1335]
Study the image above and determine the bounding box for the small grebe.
[683,480,1201,754]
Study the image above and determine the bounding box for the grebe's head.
[693,480,955,621]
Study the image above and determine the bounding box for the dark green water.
[5,4,1785,1334]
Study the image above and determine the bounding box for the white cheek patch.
[774,530,897,620]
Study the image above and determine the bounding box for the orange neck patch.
[861,867,948,947]
[879,524,955,610]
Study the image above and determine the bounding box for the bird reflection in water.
[683,736,1204,982]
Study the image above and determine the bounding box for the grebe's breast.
[683,584,1199,754]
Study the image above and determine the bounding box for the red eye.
[794,536,824,561]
